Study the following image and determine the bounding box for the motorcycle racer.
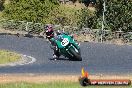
[45,25,61,60]
[45,25,80,60]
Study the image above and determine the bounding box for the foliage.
[104,0,132,31]
[80,0,132,31]
[0,19,44,34]
[1,0,132,32]
[49,5,81,26]
[0,0,5,11]
[2,0,59,24]
[93,0,132,31]
[77,8,97,29]
[2,0,82,27]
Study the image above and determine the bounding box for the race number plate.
[61,38,69,46]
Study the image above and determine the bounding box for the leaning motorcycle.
[51,33,82,61]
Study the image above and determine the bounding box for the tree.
[3,0,59,24]
[77,8,97,28]
[79,0,132,31]
[104,0,132,31]
[0,0,5,11]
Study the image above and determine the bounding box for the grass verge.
[0,82,131,88]
[0,50,21,64]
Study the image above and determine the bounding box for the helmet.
[45,25,54,39]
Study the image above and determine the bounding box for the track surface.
[0,35,132,74]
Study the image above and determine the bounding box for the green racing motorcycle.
[51,33,82,61]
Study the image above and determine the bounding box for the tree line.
[1,0,132,32]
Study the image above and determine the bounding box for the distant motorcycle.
[51,33,82,61]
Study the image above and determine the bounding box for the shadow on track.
[49,57,82,61]
[49,58,69,61]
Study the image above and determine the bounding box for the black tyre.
[69,48,82,61]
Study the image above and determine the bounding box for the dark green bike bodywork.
[51,33,82,61]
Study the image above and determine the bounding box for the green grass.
[0,50,21,64]
[0,82,131,88]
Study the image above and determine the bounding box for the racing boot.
[53,50,60,60]
[53,54,58,60]
[53,54,60,60]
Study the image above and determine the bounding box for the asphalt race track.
[0,35,132,75]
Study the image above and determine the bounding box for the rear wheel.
[69,48,82,61]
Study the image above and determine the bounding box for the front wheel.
[69,48,82,61]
